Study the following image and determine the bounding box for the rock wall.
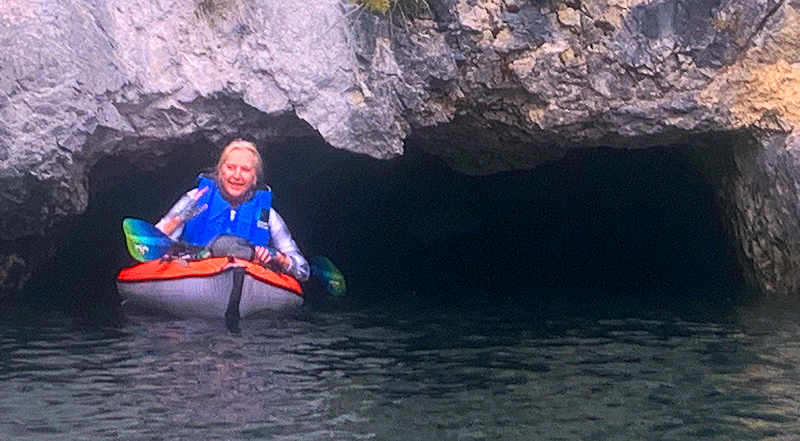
[691,131,800,294]
[1,0,800,295]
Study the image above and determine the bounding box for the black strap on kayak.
[225,260,246,333]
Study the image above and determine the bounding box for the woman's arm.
[264,209,310,281]
[155,187,208,239]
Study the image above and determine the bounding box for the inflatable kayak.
[116,257,303,318]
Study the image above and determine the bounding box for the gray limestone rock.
[1,0,800,294]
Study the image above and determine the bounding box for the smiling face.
[219,148,258,200]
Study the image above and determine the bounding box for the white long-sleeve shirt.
[156,188,310,281]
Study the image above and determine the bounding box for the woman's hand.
[159,187,209,236]
[174,186,209,222]
[254,246,291,272]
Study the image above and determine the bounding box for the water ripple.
[2,298,800,439]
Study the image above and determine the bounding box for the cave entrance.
[27,137,744,318]
[301,142,744,310]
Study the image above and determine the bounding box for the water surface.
[2,291,799,440]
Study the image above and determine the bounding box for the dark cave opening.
[22,137,744,319]
[299,141,744,313]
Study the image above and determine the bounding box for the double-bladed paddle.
[122,218,207,262]
[121,217,346,296]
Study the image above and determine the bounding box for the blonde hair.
[216,138,264,186]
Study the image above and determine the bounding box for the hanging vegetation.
[352,0,430,17]
[358,0,392,13]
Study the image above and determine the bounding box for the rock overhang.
[0,0,799,296]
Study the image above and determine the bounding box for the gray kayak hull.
[117,258,303,318]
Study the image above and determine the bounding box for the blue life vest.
[182,176,272,247]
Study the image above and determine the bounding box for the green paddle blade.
[309,256,346,296]
[122,218,173,262]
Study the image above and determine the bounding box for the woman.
[156,139,310,282]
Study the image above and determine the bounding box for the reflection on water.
[2,293,800,440]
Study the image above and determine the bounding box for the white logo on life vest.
[257,208,270,230]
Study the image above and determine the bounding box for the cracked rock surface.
[1,0,800,294]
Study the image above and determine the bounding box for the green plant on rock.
[351,0,430,18]
[359,0,392,13]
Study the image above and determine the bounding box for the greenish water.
[2,291,799,441]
